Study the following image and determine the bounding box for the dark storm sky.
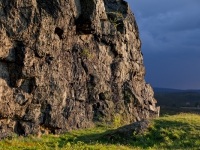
[126,0,200,89]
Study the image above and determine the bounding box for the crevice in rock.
[40,124,61,134]
[75,0,96,35]
[110,44,118,57]
[36,0,61,19]
[45,54,54,65]
[116,20,124,34]
[9,41,25,87]
[93,102,100,112]
[54,27,63,40]
[81,60,88,74]
[99,92,112,101]
[122,82,141,107]
[0,41,25,88]
[92,102,106,121]
[76,21,95,35]
[110,62,117,76]
[15,93,26,105]
[20,78,36,94]
[14,121,25,136]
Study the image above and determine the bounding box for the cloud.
[144,50,200,89]
[127,0,200,18]
[126,0,200,89]
[130,0,200,52]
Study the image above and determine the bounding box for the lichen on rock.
[0,0,159,138]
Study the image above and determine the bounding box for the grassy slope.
[1,113,200,150]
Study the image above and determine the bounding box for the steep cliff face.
[0,0,159,138]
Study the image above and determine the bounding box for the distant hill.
[153,87,200,93]
[153,87,200,107]
[155,92,200,107]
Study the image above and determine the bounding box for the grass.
[1,113,200,149]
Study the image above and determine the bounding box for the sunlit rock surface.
[0,0,159,138]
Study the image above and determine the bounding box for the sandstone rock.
[0,0,159,138]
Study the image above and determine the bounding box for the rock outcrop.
[104,119,150,141]
[0,0,159,138]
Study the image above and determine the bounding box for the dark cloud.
[126,0,200,89]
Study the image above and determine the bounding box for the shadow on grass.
[57,128,114,148]
[55,119,200,149]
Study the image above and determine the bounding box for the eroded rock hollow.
[0,0,159,138]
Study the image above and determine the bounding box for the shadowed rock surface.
[0,0,159,138]
[104,119,150,141]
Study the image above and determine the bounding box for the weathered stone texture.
[104,119,150,141]
[0,0,159,138]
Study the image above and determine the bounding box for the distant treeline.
[155,92,200,107]
[153,87,200,93]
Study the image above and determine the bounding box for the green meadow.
[1,113,200,150]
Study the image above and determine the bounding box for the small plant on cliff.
[111,18,121,28]
[80,49,92,58]
[106,11,123,28]
[113,114,122,128]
